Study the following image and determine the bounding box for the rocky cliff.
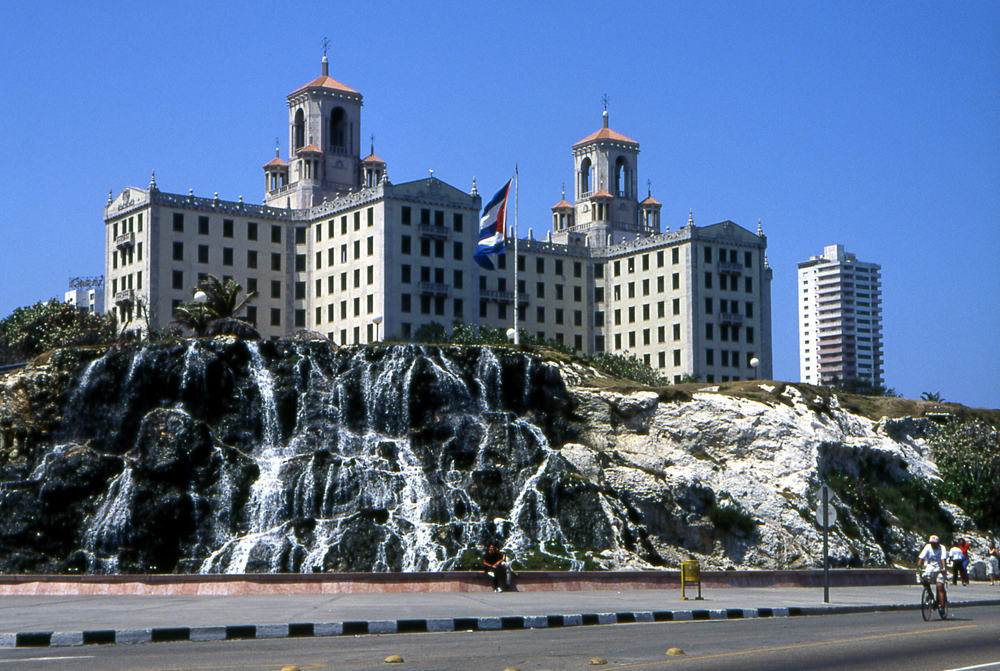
[0,340,989,574]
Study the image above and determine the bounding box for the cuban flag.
[474,180,512,270]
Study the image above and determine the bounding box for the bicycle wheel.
[921,585,934,621]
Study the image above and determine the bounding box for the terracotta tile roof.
[591,189,614,199]
[551,199,574,210]
[263,156,288,168]
[296,143,323,155]
[573,127,638,148]
[640,196,661,206]
[362,154,386,164]
[290,75,362,98]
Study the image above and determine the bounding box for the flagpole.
[513,165,519,345]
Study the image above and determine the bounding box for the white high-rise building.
[104,58,774,383]
[797,244,882,386]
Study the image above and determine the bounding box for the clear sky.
[1,1,997,408]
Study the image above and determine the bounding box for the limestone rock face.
[0,343,986,574]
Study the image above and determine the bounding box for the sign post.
[818,485,837,603]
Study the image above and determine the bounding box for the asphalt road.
[0,605,996,670]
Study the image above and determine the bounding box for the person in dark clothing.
[483,543,508,592]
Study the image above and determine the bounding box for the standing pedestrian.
[948,543,965,586]
[986,539,999,586]
[957,537,970,585]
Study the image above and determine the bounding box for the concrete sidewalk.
[2,582,998,648]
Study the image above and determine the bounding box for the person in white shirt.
[919,535,948,609]
[948,545,964,585]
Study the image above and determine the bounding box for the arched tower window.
[293,109,305,150]
[615,157,629,198]
[330,107,347,153]
[580,157,593,197]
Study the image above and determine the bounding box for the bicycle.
[919,572,948,621]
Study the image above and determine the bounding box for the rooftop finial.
[688,209,694,227]
[149,170,157,191]
[757,218,763,236]
[561,182,565,199]
[647,178,651,198]
[107,188,113,205]
[321,37,330,76]
[471,176,478,196]
[601,94,610,128]
[370,134,375,157]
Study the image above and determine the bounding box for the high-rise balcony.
[114,289,134,306]
[719,313,743,324]
[418,282,451,297]
[480,288,529,303]
[418,224,451,239]
[718,261,743,274]
[115,231,135,249]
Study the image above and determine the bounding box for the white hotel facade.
[797,244,883,386]
[105,58,773,383]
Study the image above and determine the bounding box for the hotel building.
[104,58,773,383]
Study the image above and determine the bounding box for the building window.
[248,222,258,240]
[367,208,374,227]
[172,270,183,290]
[594,263,604,279]
[295,254,306,272]
[402,265,411,283]
[315,279,322,297]
[247,250,258,269]
[628,306,635,323]
[295,309,305,328]
[706,323,714,340]
[628,332,636,348]
[247,277,257,294]
[294,227,306,245]
[271,280,281,299]
[555,308,563,325]
[672,298,680,315]
[173,213,184,232]
[705,272,712,289]
[401,207,411,226]
[746,327,754,344]
[672,273,680,290]
[270,308,281,327]
[537,282,545,299]
[198,216,209,235]
[420,238,431,257]
[353,297,360,316]
[454,270,463,289]
[172,241,183,261]
[704,246,711,263]
[722,350,730,367]
[354,212,361,231]
[706,349,714,366]
[614,309,621,326]
[223,247,234,266]
[744,251,752,268]
[745,276,753,293]
[271,253,281,271]
[705,297,713,314]
[674,350,682,367]
[271,225,282,244]
[453,241,463,261]
[246,306,257,325]
[453,213,463,232]
[354,269,361,288]
[402,294,411,313]
[295,282,306,300]
[673,323,681,341]
[536,306,545,323]
[594,287,604,303]
[672,247,679,264]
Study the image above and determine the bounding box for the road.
[0,606,996,670]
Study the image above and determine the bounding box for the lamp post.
[372,315,383,343]
[506,327,516,344]
[194,290,208,304]
[750,357,760,380]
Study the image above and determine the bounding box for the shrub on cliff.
[928,419,1000,532]
[0,300,117,362]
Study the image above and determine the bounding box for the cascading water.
[5,339,603,574]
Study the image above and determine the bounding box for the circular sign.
[817,504,837,528]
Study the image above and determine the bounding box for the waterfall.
[83,467,134,573]
[246,342,280,444]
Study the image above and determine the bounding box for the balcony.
[418,282,451,297]
[719,312,743,325]
[114,289,134,306]
[480,288,530,303]
[718,261,744,274]
[418,224,451,239]
[115,231,135,249]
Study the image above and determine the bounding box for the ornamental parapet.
[115,232,135,249]
[418,224,451,239]
[151,192,290,220]
[114,289,134,306]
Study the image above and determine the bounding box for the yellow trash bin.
[680,560,703,600]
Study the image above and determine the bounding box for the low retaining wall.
[0,569,914,595]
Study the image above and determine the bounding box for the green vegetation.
[921,391,945,403]
[927,419,1000,533]
[707,502,758,535]
[0,300,117,364]
[172,275,259,338]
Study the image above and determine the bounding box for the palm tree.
[921,391,944,403]
[172,275,259,338]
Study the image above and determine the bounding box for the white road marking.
[0,657,95,664]
[942,663,1000,671]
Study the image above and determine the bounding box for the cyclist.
[918,535,948,610]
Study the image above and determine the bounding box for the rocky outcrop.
[0,341,989,574]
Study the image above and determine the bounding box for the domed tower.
[265,55,363,209]
[570,110,641,246]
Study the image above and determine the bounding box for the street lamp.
[193,290,208,304]
[372,315,383,342]
[506,327,516,344]
[750,357,760,380]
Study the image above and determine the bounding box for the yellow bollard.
[680,560,703,600]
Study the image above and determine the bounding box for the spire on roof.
[107,188,113,205]
[757,218,763,236]
[647,179,651,199]
[688,209,694,227]
[562,183,565,200]
[149,170,158,192]
[275,138,280,158]
[370,134,375,157]
[321,37,330,76]
[471,176,478,196]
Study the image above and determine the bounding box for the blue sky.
[1,1,997,408]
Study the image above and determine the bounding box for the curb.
[4,599,999,648]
